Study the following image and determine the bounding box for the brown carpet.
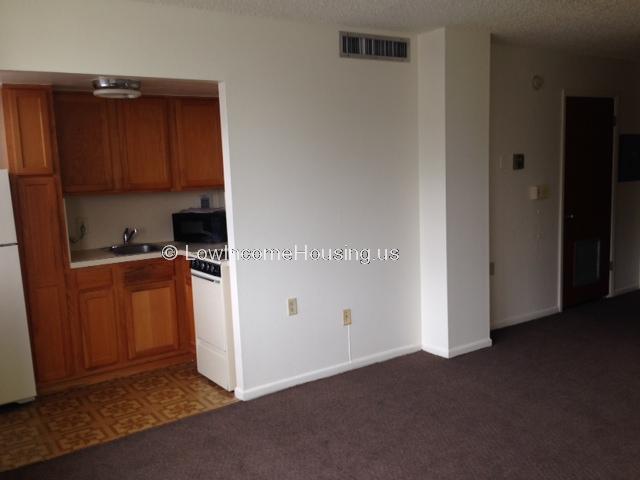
[3,291,640,479]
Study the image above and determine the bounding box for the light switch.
[513,153,525,170]
[287,298,298,316]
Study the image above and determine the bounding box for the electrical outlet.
[75,216,88,239]
[287,298,298,316]
[343,308,352,326]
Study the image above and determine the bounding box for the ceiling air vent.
[340,31,410,62]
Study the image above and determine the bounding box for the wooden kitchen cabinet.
[120,259,181,359]
[123,279,181,359]
[63,259,194,390]
[53,93,120,193]
[74,266,121,370]
[14,176,72,383]
[172,97,224,189]
[1,85,56,175]
[119,97,173,191]
[53,92,224,193]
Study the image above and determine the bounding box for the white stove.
[190,258,236,391]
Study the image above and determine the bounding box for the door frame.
[557,91,618,312]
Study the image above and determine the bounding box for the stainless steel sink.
[108,244,160,256]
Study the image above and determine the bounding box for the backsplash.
[65,189,225,250]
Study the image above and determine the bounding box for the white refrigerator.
[0,169,36,405]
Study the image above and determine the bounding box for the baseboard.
[234,344,421,401]
[611,284,639,297]
[421,342,449,358]
[422,337,493,359]
[491,306,560,331]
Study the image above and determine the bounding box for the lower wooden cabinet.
[72,266,121,372]
[123,279,180,359]
[61,258,194,392]
[29,284,70,383]
[77,285,121,370]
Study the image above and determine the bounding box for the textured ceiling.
[135,0,640,61]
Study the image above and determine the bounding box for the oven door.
[191,271,234,390]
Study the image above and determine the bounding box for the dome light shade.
[92,78,141,99]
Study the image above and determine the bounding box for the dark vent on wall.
[340,32,410,62]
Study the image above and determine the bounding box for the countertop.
[69,241,227,269]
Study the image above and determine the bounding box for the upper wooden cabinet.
[1,86,56,175]
[173,98,224,189]
[119,97,173,191]
[54,93,119,193]
[53,93,224,193]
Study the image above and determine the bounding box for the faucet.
[122,227,138,245]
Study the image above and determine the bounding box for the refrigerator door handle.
[0,243,18,247]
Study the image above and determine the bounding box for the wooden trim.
[36,354,195,395]
[169,98,182,191]
[0,90,8,170]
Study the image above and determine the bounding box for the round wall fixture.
[92,78,141,99]
[532,75,544,91]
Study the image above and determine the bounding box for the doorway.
[562,96,615,308]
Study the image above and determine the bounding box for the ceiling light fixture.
[92,78,141,99]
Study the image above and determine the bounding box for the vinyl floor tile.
[0,362,236,471]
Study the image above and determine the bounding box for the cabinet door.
[1,86,55,175]
[76,266,120,370]
[123,279,180,359]
[15,176,71,383]
[119,97,172,191]
[173,98,224,189]
[54,93,118,193]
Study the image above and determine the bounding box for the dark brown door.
[563,97,615,307]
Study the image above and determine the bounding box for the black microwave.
[172,209,227,243]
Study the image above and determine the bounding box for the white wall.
[418,29,449,354]
[65,189,224,250]
[0,0,421,398]
[444,29,491,351]
[418,28,492,357]
[490,43,640,329]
